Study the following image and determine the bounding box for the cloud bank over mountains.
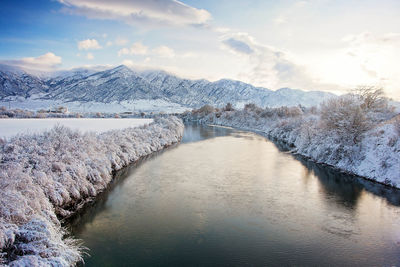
[220,32,340,93]
[0,53,62,72]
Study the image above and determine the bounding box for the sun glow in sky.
[1,0,399,99]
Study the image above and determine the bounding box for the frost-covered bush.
[183,101,399,188]
[0,116,184,266]
[194,105,215,115]
[353,86,388,111]
[320,95,369,144]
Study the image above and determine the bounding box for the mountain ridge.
[0,64,336,109]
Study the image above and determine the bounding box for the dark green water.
[70,124,400,266]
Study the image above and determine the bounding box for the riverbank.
[182,106,399,189]
[68,123,400,266]
[0,116,184,266]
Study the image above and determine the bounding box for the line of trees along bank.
[183,87,400,188]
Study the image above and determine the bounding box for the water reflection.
[181,123,234,143]
[69,123,400,266]
[296,153,400,207]
[270,136,400,207]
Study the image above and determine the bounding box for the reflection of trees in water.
[67,125,400,239]
[271,137,400,208]
[301,157,364,209]
[65,146,178,236]
[182,123,234,143]
[67,124,233,236]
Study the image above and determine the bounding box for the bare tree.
[223,102,234,111]
[351,86,388,111]
[197,104,215,115]
[320,95,370,144]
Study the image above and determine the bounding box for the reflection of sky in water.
[70,124,400,266]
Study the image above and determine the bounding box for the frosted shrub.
[353,86,388,111]
[223,102,234,111]
[196,104,215,115]
[0,116,184,266]
[320,95,370,144]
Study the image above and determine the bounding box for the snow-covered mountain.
[0,64,336,111]
[0,64,49,99]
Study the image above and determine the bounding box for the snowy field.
[0,118,153,138]
[0,97,189,113]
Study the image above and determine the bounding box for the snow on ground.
[0,116,184,266]
[0,97,189,113]
[0,118,153,139]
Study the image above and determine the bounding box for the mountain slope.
[0,65,49,99]
[46,65,162,103]
[0,64,336,109]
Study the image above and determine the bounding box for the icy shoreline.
[0,116,184,266]
[182,108,399,189]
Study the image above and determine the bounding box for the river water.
[70,124,400,266]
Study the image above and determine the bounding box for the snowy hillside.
[0,64,336,112]
[0,64,49,99]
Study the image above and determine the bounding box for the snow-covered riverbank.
[0,116,184,266]
[183,102,399,189]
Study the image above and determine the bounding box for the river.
[69,123,400,266]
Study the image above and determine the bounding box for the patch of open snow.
[0,97,189,113]
[0,118,153,139]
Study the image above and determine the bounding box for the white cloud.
[153,45,175,58]
[0,52,62,72]
[118,48,130,57]
[219,30,400,99]
[222,37,254,55]
[221,32,336,91]
[181,52,198,58]
[273,16,287,25]
[272,0,308,26]
[86,53,94,60]
[214,27,232,34]
[122,59,134,67]
[59,0,211,27]
[78,39,102,50]
[121,59,155,71]
[105,38,128,47]
[316,31,400,97]
[115,38,128,46]
[342,32,400,45]
[121,59,188,75]
[118,43,175,59]
[129,42,147,55]
[118,42,148,57]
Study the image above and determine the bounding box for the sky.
[0,0,399,99]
